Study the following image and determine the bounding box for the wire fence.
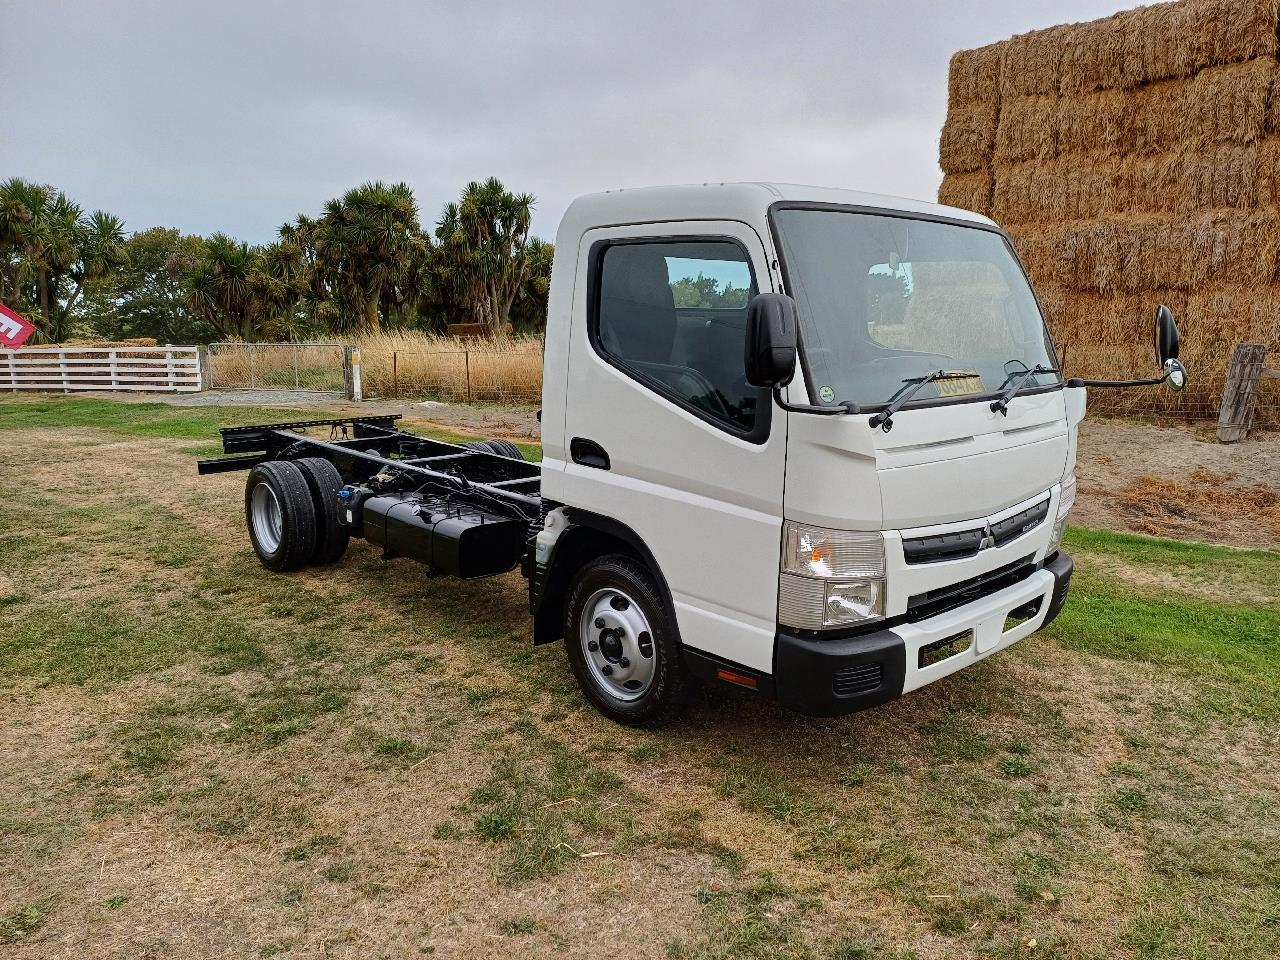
[359,345,543,406]
[206,342,347,393]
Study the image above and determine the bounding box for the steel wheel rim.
[579,587,657,701]
[251,482,284,554]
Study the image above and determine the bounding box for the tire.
[562,554,694,727]
[464,438,525,460]
[244,461,317,572]
[294,457,350,564]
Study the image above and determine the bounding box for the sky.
[2,0,1132,245]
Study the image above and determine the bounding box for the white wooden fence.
[0,346,202,393]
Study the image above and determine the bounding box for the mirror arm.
[1066,372,1170,389]
[773,386,860,416]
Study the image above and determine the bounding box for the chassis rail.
[197,415,542,521]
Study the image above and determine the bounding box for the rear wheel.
[245,461,317,571]
[294,457,350,564]
[464,438,526,460]
[563,554,693,727]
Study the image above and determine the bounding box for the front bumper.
[773,550,1073,717]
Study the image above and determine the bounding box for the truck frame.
[199,183,1188,728]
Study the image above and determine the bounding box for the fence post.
[343,346,363,401]
[197,345,210,390]
[165,346,176,391]
[392,351,398,399]
[1217,342,1267,443]
[109,349,119,390]
[5,349,15,392]
[293,343,301,390]
[60,350,69,393]
[464,349,471,405]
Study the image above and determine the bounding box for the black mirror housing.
[1155,303,1180,366]
[745,293,798,388]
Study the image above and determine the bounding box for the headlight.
[779,523,886,629]
[1047,475,1076,556]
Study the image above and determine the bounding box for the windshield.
[771,208,1061,408]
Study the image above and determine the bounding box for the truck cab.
[533,182,1084,723]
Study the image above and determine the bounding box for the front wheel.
[563,554,693,727]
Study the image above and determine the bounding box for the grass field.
[1,397,1277,959]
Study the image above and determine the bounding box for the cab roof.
[556,181,997,243]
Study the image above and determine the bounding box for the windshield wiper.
[869,370,978,432]
[990,364,1061,416]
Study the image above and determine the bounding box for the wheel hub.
[579,587,656,701]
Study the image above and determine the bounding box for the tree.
[0,178,127,342]
[432,177,536,333]
[305,181,426,334]
[185,233,262,340]
[79,227,213,343]
[509,236,553,332]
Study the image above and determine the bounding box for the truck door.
[557,221,786,673]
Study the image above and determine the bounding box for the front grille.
[906,555,1036,622]
[833,662,883,696]
[902,498,1051,565]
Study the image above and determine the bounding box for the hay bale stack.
[938,0,1280,425]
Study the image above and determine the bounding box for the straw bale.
[1146,0,1278,84]
[1038,59,1276,161]
[1009,211,1280,294]
[1257,136,1280,203]
[1058,10,1130,96]
[948,42,1004,106]
[994,96,1059,164]
[939,101,999,174]
[1001,25,1071,98]
[1131,57,1276,154]
[1186,284,1280,344]
[1055,89,1134,158]
[1055,0,1280,93]
[937,172,992,215]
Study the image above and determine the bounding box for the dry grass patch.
[1099,467,1280,541]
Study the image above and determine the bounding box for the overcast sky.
[3,1,1129,244]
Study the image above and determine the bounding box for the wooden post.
[196,345,210,390]
[464,349,471,405]
[392,351,399,398]
[342,346,362,401]
[1217,342,1268,443]
[60,350,69,393]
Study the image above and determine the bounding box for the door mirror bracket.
[1066,303,1189,393]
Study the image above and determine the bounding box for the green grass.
[1050,528,1280,719]
[0,898,55,944]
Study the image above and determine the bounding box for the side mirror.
[745,293,798,388]
[1154,304,1187,392]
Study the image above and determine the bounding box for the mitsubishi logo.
[978,523,996,551]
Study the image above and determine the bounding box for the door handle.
[570,437,610,470]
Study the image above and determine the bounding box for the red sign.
[0,303,36,348]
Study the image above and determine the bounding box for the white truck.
[200,183,1188,726]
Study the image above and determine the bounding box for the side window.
[595,239,761,433]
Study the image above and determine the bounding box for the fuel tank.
[359,493,526,579]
